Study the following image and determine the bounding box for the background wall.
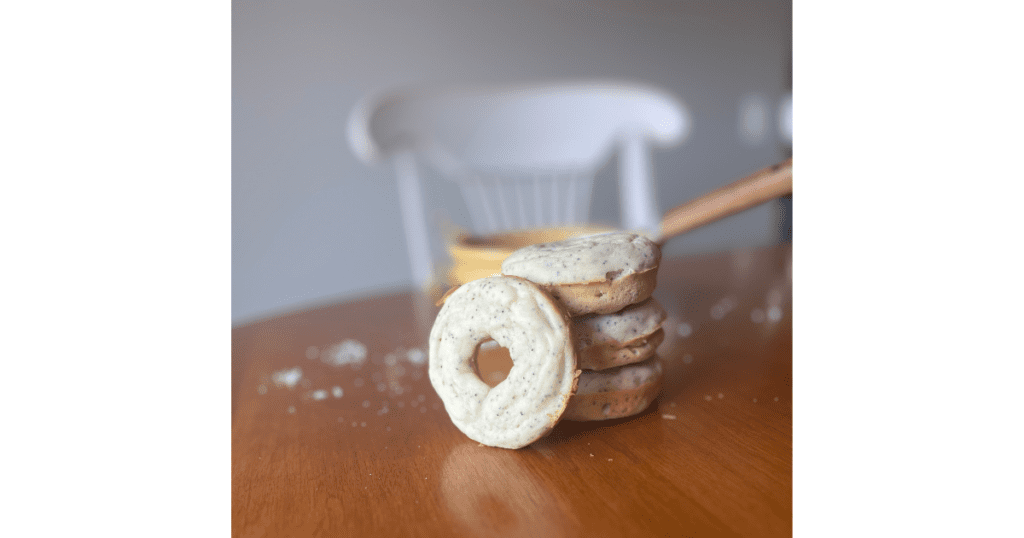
[233,0,792,325]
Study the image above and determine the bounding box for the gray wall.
[233,0,792,325]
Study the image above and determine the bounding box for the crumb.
[406,348,426,365]
[322,339,367,367]
[661,414,677,420]
[272,367,303,389]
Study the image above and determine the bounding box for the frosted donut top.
[500,232,660,285]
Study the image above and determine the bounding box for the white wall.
[233,0,792,325]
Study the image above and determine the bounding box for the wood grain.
[233,244,792,537]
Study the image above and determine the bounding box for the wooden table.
[233,244,792,537]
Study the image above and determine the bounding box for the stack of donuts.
[429,232,666,449]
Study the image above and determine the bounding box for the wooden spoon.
[656,158,792,245]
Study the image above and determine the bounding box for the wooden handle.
[657,158,792,244]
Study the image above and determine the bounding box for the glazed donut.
[573,297,667,370]
[563,356,663,421]
[429,275,580,449]
[500,232,661,315]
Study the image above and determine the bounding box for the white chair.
[347,81,690,288]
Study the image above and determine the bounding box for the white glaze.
[500,232,659,285]
[428,276,577,449]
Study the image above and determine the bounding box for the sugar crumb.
[271,367,303,389]
[406,348,426,365]
[322,339,367,367]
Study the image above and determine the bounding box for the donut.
[562,356,663,421]
[500,232,661,315]
[573,297,667,370]
[429,275,580,449]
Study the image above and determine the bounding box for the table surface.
[232,244,792,537]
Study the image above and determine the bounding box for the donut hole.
[474,339,514,388]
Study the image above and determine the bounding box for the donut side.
[572,297,667,369]
[539,266,658,316]
[578,328,665,371]
[562,356,664,422]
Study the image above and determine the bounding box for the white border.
[3,2,230,535]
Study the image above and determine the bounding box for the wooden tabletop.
[232,244,792,537]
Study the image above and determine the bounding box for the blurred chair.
[347,81,690,288]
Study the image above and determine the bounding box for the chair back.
[348,81,690,287]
